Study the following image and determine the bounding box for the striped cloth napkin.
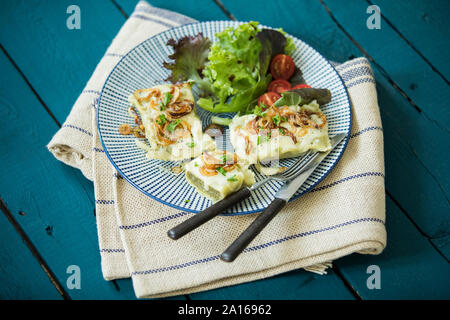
[47,1,386,298]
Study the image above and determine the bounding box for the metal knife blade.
[275,133,347,201]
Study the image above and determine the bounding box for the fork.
[167,150,319,240]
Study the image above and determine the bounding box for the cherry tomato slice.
[258,92,281,107]
[292,84,311,89]
[270,54,295,80]
[268,79,291,94]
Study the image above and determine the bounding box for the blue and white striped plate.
[98,21,351,215]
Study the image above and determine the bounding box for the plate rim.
[97,20,352,216]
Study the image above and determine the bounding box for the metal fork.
[167,150,320,240]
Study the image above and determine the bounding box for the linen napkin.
[47,0,386,298]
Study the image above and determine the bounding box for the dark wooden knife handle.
[167,188,252,240]
[220,198,287,262]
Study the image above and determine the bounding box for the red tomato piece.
[270,54,295,80]
[292,84,311,89]
[268,79,291,94]
[257,92,281,107]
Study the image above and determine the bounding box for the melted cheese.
[229,101,331,165]
[184,152,255,202]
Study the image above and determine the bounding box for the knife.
[220,133,347,262]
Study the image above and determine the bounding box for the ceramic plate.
[97,21,351,215]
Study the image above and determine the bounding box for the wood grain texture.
[334,197,450,299]
[190,268,356,300]
[324,0,449,126]
[322,2,450,234]
[0,0,126,122]
[431,235,450,262]
[115,0,228,21]
[370,0,450,81]
[0,51,138,299]
[0,201,63,299]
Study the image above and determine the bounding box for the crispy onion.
[169,85,180,104]
[128,106,143,127]
[244,106,326,150]
[278,127,298,144]
[166,99,194,119]
[154,119,191,146]
[134,88,161,103]
[245,135,253,155]
[199,151,238,176]
[288,110,327,129]
[199,166,218,176]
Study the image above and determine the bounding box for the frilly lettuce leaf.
[162,33,214,95]
[163,22,296,113]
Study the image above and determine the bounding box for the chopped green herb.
[160,92,173,110]
[227,175,238,182]
[166,119,181,133]
[216,167,227,176]
[257,133,271,145]
[156,114,166,125]
[184,199,190,203]
[253,105,267,117]
[281,116,288,122]
[186,141,195,148]
[272,114,281,126]
[194,162,199,167]
[221,154,229,164]
[279,127,286,135]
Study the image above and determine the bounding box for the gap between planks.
[110,0,129,19]
[386,191,449,263]
[0,198,71,300]
[366,0,449,86]
[0,43,61,127]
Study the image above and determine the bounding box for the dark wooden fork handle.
[167,187,252,240]
[220,198,287,262]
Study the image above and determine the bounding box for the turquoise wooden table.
[0,0,449,300]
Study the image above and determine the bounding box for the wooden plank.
[0,0,126,122]
[0,201,63,300]
[334,197,450,299]
[115,0,228,21]
[0,51,137,299]
[371,0,450,81]
[322,0,450,212]
[376,68,450,241]
[0,0,188,300]
[322,0,450,239]
[190,269,356,300]
[221,0,449,241]
[324,0,449,127]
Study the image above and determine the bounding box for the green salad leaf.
[273,88,332,107]
[198,22,271,113]
[163,22,296,114]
